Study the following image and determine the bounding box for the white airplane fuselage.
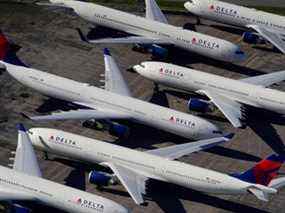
[185,0,285,32]
[53,0,245,63]
[0,166,128,213]
[4,62,221,140]
[29,128,260,196]
[134,62,285,114]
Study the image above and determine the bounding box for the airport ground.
[1,1,285,213]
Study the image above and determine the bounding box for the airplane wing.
[146,134,234,160]
[23,109,130,121]
[103,48,132,97]
[145,0,168,24]
[240,70,285,87]
[77,29,170,44]
[102,162,146,205]
[0,185,35,201]
[198,90,243,128]
[248,25,285,54]
[13,124,42,177]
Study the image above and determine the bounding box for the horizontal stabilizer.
[247,184,277,201]
[268,177,285,189]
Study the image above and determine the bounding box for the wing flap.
[241,70,285,87]
[103,48,132,97]
[146,134,234,159]
[145,0,168,24]
[199,90,243,128]
[102,162,146,205]
[14,124,42,177]
[0,185,35,201]
[79,35,169,44]
[248,25,285,54]
[23,109,129,121]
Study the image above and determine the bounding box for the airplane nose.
[132,65,143,73]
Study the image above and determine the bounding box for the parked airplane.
[184,0,285,54]
[132,61,285,128]
[28,127,285,205]
[0,124,128,213]
[0,32,221,140]
[41,0,246,63]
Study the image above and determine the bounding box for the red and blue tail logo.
[232,154,285,186]
[0,31,27,67]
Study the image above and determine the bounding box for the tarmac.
[1,2,285,213]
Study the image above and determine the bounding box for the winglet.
[14,124,42,177]
[104,48,111,56]
[16,123,26,132]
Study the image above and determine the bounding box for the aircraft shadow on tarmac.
[209,24,245,36]
[246,108,285,154]
[82,178,270,213]
[147,180,270,213]
[162,48,266,77]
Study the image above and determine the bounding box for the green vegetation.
[255,6,285,15]
[90,0,285,15]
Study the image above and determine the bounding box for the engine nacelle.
[88,171,116,186]
[187,98,213,113]
[109,123,130,138]
[242,32,265,45]
[149,44,168,59]
[82,120,104,130]
[12,204,31,213]
[132,44,168,59]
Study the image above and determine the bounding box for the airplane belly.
[138,115,197,139]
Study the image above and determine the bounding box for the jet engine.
[242,32,265,45]
[132,44,168,59]
[108,123,130,138]
[88,171,117,186]
[82,119,104,130]
[12,204,31,213]
[187,98,213,113]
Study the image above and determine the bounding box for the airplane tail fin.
[0,31,27,67]
[233,154,285,186]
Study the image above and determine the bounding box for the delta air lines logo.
[159,68,184,78]
[72,197,104,212]
[169,116,195,128]
[191,37,220,49]
[49,135,81,150]
[209,5,215,10]
[211,4,238,16]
